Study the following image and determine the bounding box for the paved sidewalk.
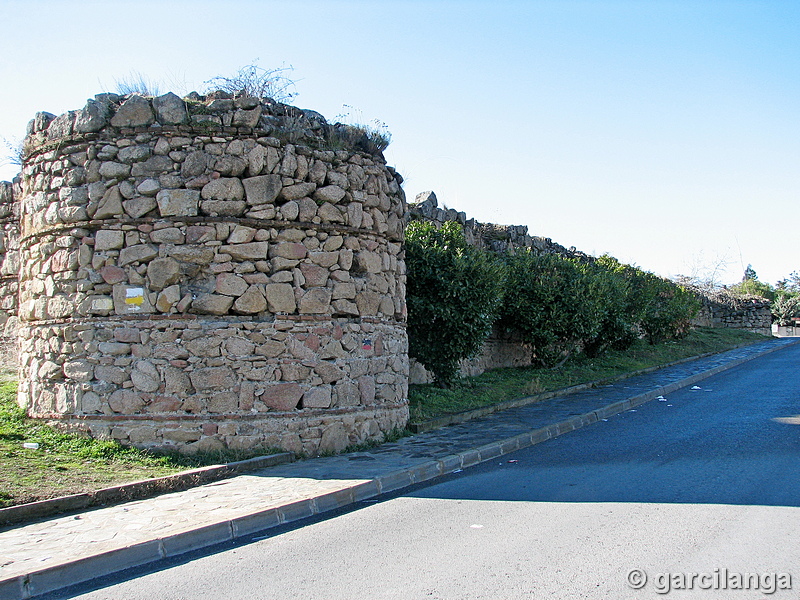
[1,337,797,600]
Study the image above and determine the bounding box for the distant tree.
[771,292,800,326]
[776,271,800,294]
[729,265,774,300]
[675,252,732,292]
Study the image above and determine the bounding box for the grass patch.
[0,381,280,508]
[408,327,770,423]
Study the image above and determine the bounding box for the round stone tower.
[17,91,408,455]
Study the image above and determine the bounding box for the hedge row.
[406,221,699,384]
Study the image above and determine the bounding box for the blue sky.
[1,0,797,285]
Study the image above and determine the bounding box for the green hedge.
[580,256,642,357]
[405,224,699,379]
[405,221,506,384]
[498,252,599,367]
[636,270,700,344]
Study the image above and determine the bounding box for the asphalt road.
[52,342,800,600]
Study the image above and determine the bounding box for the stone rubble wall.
[409,326,533,385]
[409,190,592,260]
[0,180,20,344]
[6,94,775,436]
[16,90,408,455]
[691,288,772,335]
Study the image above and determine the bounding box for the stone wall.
[0,181,20,336]
[409,326,533,384]
[15,90,408,455]
[691,288,772,335]
[409,191,592,260]
[5,93,775,441]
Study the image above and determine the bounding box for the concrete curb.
[0,452,294,527]
[2,338,796,600]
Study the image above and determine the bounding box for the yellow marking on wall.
[125,288,145,308]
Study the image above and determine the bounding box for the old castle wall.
[0,180,20,343]
[14,91,408,455]
[691,289,772,335]
[409,190,591,260]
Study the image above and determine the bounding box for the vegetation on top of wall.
[204,62,298,103]
[327,123,392,154]
[27,64,392,158]
[712,265,800,326]
[406,221,506,385]
[113,71,163,97]
[332,104,392,153]
[201,65,392,152]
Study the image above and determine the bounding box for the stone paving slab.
[0,453,294,528]
[1,337,796,600]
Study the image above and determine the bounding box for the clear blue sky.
[1,0,797,285]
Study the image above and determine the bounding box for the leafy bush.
[498,252,601,367]
[497,251,700,362]
[637,271,700,344]
[406,224,701,381]
[581,256,642,357]
[406,221,506,385]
